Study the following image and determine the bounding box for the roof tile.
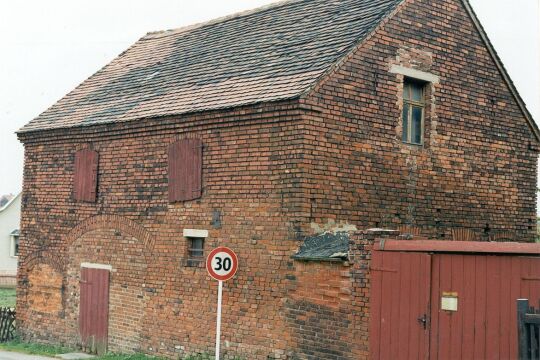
[20,0,402,133]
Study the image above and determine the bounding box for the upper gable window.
[168,139,203,202]
[402,79,425,145]
[73,148,99,202]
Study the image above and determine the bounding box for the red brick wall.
[18,102,308,358]
[16,0,538,358]
[285,261,355,358]
[16,252,65,345]
[66,228,148,352]
[300,0,538,241]
[284,230,391,359]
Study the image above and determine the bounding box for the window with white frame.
[183,229,208,267]
[10,230,19,257]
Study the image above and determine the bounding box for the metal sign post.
[206,247,238,360]
[215,280,223,359]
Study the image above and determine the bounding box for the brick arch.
[65,215,151,353]
[65,214,154,251]
[20,250,65,275]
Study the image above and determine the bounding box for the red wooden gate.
[79,267,110,355]
[370,240,540,360]
[370,251,431,359]
[430,254,540,360]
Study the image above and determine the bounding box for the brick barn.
[16,0,539,358]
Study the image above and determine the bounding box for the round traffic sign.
[206,247,238,281]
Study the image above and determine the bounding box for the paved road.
[0,351,53,360]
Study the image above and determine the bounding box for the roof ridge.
[143,0,308,39]
[17,0,411,133]
[0,192,21,213]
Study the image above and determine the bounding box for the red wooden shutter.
[168,139,202,202]
[73,149,99,202]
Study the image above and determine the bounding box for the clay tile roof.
[19,0,402,133]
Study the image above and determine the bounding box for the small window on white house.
[10,230,19,257]
[402,79,425,145]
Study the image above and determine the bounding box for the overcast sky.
[0,0,539,197]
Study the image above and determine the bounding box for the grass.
[0,287,16,308]
[183,355,213,360]
[97,354,167,360]
[0,339,74,356]
[0,340,184,359]
[183,354,243,360]
[0,339,239,359]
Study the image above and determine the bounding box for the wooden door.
[370,251,431,360]
[79,267,110,355]
[430,254,540,360]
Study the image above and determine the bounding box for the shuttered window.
[73,149,99,202]
[168,138,202,202]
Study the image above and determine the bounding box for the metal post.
[517,298,529,360]
[215,280,223,360]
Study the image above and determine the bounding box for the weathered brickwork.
[27,263,63,314]
[66,228,149,352]
[18,102,308,358]
[17,252,65,344]
[16,0,538,358]
[285,261,354,359]
[300,0,538,240]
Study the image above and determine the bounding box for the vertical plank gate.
[430,254,540,360]
[371,245,540,360]
[370,251,431,359]
[79,267,110,355]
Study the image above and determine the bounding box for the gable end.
[301,0,539,143]
[460,0,540,142]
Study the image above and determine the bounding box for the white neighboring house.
[0,193,21,286]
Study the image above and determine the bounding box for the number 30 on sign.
[206,247,238,282]
[206,247,238,360]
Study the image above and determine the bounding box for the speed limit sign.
[206,246,238,360]
[206,246,238,281]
